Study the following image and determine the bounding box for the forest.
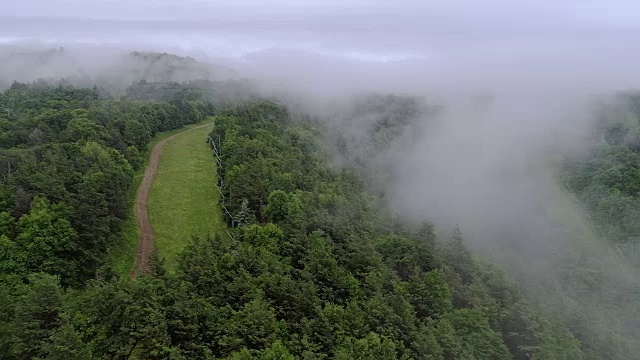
[564,91,640,262]
[0,75,638,359]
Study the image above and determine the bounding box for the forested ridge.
[0,79,635,359]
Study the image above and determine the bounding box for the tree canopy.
[0,80,632,359]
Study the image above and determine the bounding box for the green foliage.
[124,118,151,150]
[8,273,64,360]
[16,197,78,281]
[221,294,280,353]
[80,276,171,359]
[561,94,640,358]
[0,81,208,284]
[443,309,511,360]
[259,340,296,360]
[242,223,284,252]
[0,235,19,276]
[193,98,583,359]
[62,110,108,144]
[408,269,453,320]
[304,231,359,305]
[265,190,290,223]
[334,333,397,360]
[39,314,94,360]
[124,145,143,170]
[0,84,609,359]
[564,93,640,245]
[236,198,257,227]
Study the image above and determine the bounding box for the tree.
[15,197,78,281]
[83,276,171,359]
[40,314,94,360]
[265,190,289,223]
[0,235,20,276]
[408,269,453,321]
[62,110,108,143]
[124,145,143,170]
[442,227,474,285]
[241,223,284,253]
[410,324,444,360]
[10,273,64,359]
[334,333,397,360]
[221,294,280,353]
[0,211,16,238]
[236,198,257,228]
[124,118,150,150]
[260,340,296,360]
[303,231,359,305]
[442,309,510,360]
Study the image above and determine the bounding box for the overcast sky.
[3,1,640,94]
[3,1,640,59]
[4,0,640,23]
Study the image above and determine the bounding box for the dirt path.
[132,124,211,275]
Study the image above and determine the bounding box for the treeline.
[0,80,209,286]
[0,90,586,359]
[205,101,584,359]
[0,80,631,359]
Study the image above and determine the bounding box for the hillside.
[0,47,237,91]
[1,74,640,358]
[0,79,616,359]
[563,91,640,261]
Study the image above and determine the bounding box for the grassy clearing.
[108,121,218,275]
[148,122,225,272]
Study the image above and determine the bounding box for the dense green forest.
[0,78,637,359]
[0,80,209,287]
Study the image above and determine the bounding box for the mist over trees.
[0,84,584,359]
[0,45,639,359]
[0,48,238,92]
[564,91,640,251]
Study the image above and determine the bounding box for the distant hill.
[99,51,238,88]
[0,46,238,91]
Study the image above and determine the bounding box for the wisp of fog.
[4,0,640,348]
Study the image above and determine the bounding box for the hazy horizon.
[3,2,640,358]
[3,1,640,92]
